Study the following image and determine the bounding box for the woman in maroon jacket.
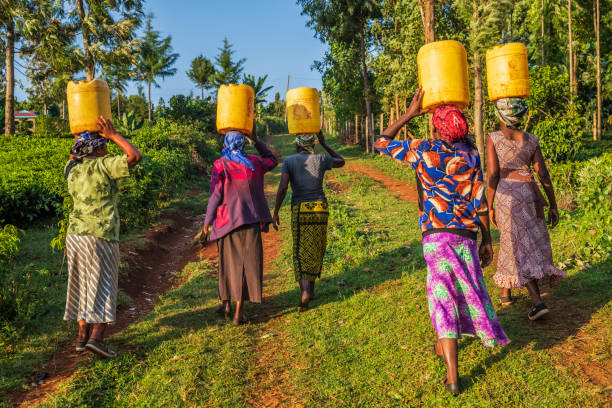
[203,124,278,325]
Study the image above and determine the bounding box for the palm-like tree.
[187,55,215,99]
[242,74,273,106]
[136,13,178,120]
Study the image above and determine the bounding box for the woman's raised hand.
[405,87,426,118]
[96,116,118,140]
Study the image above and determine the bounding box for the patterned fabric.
[291,201,329,282]
[295,134,316,153]
[489,131,565,288]
[374,137,487,235]
[205,140,278,241]
[423,232,510,347]
[71,131,108,157]
[64,234,119,324]
[221,131,254,171]
[494,98,529,129]
[432,106,468,143]
[65,155,130,242]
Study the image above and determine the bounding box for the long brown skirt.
[217,223,263,303]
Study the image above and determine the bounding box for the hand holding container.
[286,87,321,134]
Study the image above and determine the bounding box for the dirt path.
[11,208,215,407]
[345,161,419,203]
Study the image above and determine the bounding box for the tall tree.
[71,0,143,81]
[187,55,215,99]
[103,62,132,118]
[418,0,435,43]
[457,0,513,158]
[0,0,25,135]
[211,38,246,87]
[135,14,178,121]
[594,0,601,139]
[568,0,578,98]
[298,0,381,142]
[242,74,273,106]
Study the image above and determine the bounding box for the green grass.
[0,176,211,406]
[8,134,611,407]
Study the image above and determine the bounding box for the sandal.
[232,314,248,326]
[215,303,232,317]
[444,379,461,396]
[500,296,516,306]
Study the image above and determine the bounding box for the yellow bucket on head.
[417,40,470,111]
[216,84,255,135]
[486,42,530,101]
[67,79,112,135]
[286,87,321,135]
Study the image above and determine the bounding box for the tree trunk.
[4,19,15,136]
[418,0,435,42]
[148,80,152,121]
[75,0,95,80]
[473,51,485,160]
[201,86,204,100]
[541,0,546,65]
[594,0,601,140]
[418,0,435,138]
[568,0,576,99]
[359,26,375,142]
[62,99,65,120]
[117,90,121,118]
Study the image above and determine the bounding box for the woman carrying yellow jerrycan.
[63,79,142,358]
[272,87,345,311]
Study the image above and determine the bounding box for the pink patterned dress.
[489,131,565,288]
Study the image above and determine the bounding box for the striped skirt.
[64,234,120,324]
[291,201,329,282]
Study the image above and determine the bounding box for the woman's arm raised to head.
[97,117,142,168]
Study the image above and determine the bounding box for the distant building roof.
[15,110,39,118]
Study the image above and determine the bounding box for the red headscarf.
[432,105,468,143]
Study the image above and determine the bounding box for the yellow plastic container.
[67,79,112,134]
[485,42,530,101]
[216,84,255,135]
[417,40,470,111]
[286,87,321,134]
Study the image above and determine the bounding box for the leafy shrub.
[162,95,216,132]
[34,115,71,138]
[0,225,23,264]
[532,112,584,162]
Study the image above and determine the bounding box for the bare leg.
[501,288,511,298]
[308,280,315,299]
[436,338,459,384]
[77,319,90,342]
[234,300,244,321]
[90,323,107,342]
[526,280,542,305]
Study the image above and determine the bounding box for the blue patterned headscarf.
[71,131,108,158]
[221,131,254,171]
[65,131,108,179]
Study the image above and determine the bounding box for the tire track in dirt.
[10,206,217,408]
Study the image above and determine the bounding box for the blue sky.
[16,0,325,104]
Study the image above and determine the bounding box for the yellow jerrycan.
[216,84,255,135]
[417,40,470,111]
[66,79,112,135]
[286,87,321,134]
[486,42,530,101]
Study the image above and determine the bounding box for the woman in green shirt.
[64,117,142,358]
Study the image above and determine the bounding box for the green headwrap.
[295,134,316,153]
[494,97,529,129]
